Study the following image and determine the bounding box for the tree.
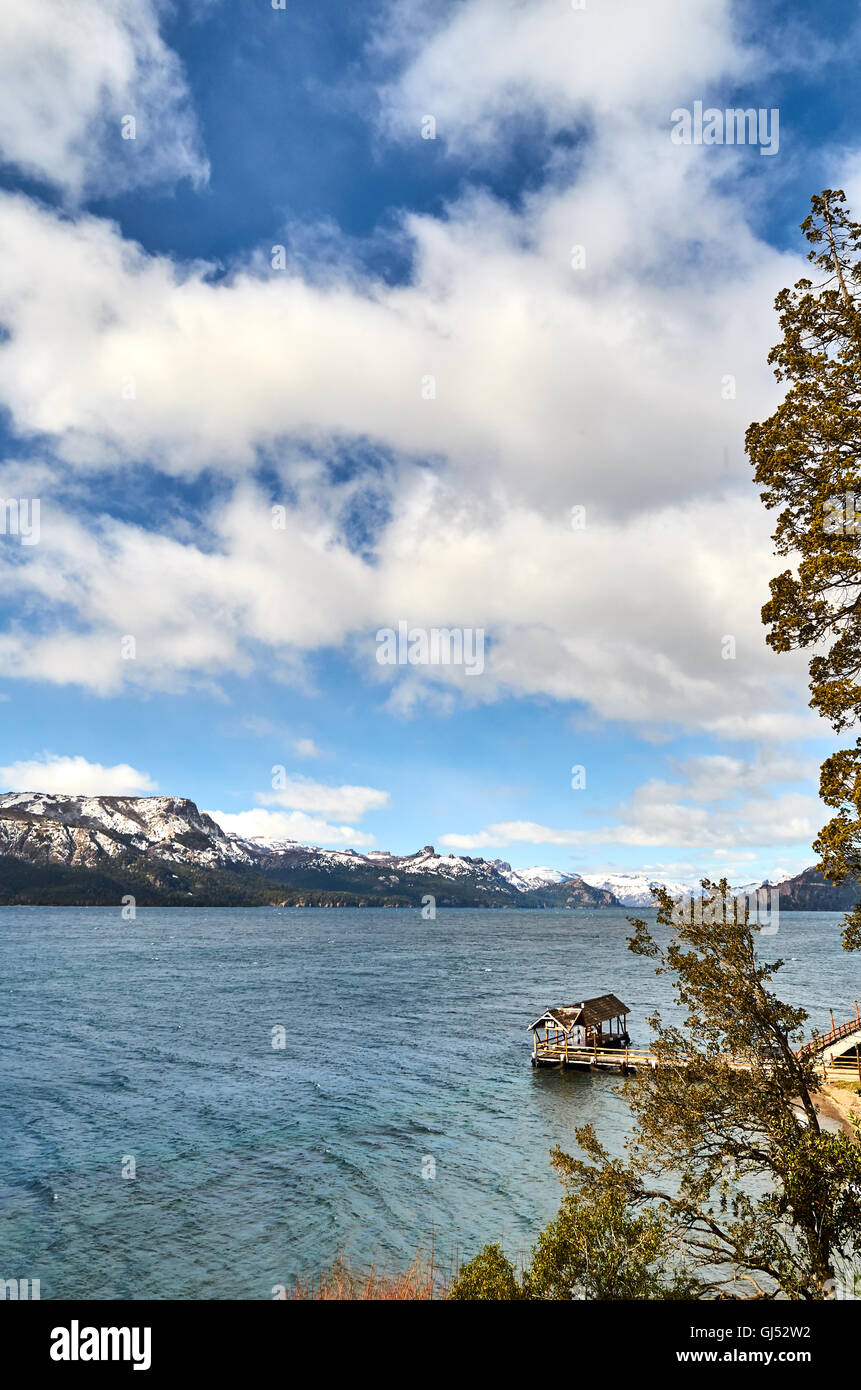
[447,1243,523,1301]
[447,1166,699,1301]
[522,1153,701,1300]
[746,189,861,949]
[618,882,861,1297]
[449,882,861,1299]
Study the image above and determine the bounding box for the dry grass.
[286,1253,443,1300]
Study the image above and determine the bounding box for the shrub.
[448,1244,522,1301]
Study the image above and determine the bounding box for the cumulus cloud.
[208,771,390,849]
[0,469,817,739]
[0,0,842,760]
[441,797,822,853]
[209,807,376,848]
[379,0,755,151]
[0,475,816,739]
[658,751,820,804]
[0,173,794,501]
[258,774,390,820]
[0,490,371,694]
[0,0,207,198]
[441,755,824,854]
[0,1,811,746]
[0,752,158,795]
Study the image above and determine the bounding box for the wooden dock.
[532,1008,861,1082]
[531,1043,761,1074]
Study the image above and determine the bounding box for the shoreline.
[815,1084,861,1136]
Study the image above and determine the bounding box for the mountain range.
[0,793,854,911]
[0,793,614,908]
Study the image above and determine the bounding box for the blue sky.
[0,0,858,882]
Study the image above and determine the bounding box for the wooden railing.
[796,1011,861,1059]
[823,1055,861,1081]
[533,1044,764,1070]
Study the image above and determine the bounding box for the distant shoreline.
[0,901,850,912]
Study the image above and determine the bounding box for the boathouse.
[529,993,631,1067]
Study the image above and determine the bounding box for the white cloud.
[0,752,157,795]
[441,795,822,853]
[0,175,794,497]
[379,0,754,152]
[258,775,390,820]
[702,712,832,742]
[661,751,820,804]
[0,0,207,198]
[442,755,825,854]
[0,477,817,739]
[0,0,842,754]
[209,807,376,848]
[210,774,390,849]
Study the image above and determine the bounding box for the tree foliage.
[447,1243,523,1301]
[620,883,861,1297]
[448,1177,697,1301]
[747,188,861,949]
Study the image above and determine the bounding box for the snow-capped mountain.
[224,837,614,905]
[0,796,796,911]
[579,870,782,907]
[0,793,253,869]
[504,865,571,889]
[0,795,824,909]
[579,872,695,907]
[0,794,616,908]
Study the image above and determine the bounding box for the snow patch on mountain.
[509,865,572,887]
[580,870,781,907]
[0,792,253,868]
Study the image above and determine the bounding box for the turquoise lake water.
[0,906,857,1299]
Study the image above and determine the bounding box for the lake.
[0,906,856,1299]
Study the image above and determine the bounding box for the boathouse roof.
[528,993,630,1032]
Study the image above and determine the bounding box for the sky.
[0,0,860,883]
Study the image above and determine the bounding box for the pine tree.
[747,190,861,949]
